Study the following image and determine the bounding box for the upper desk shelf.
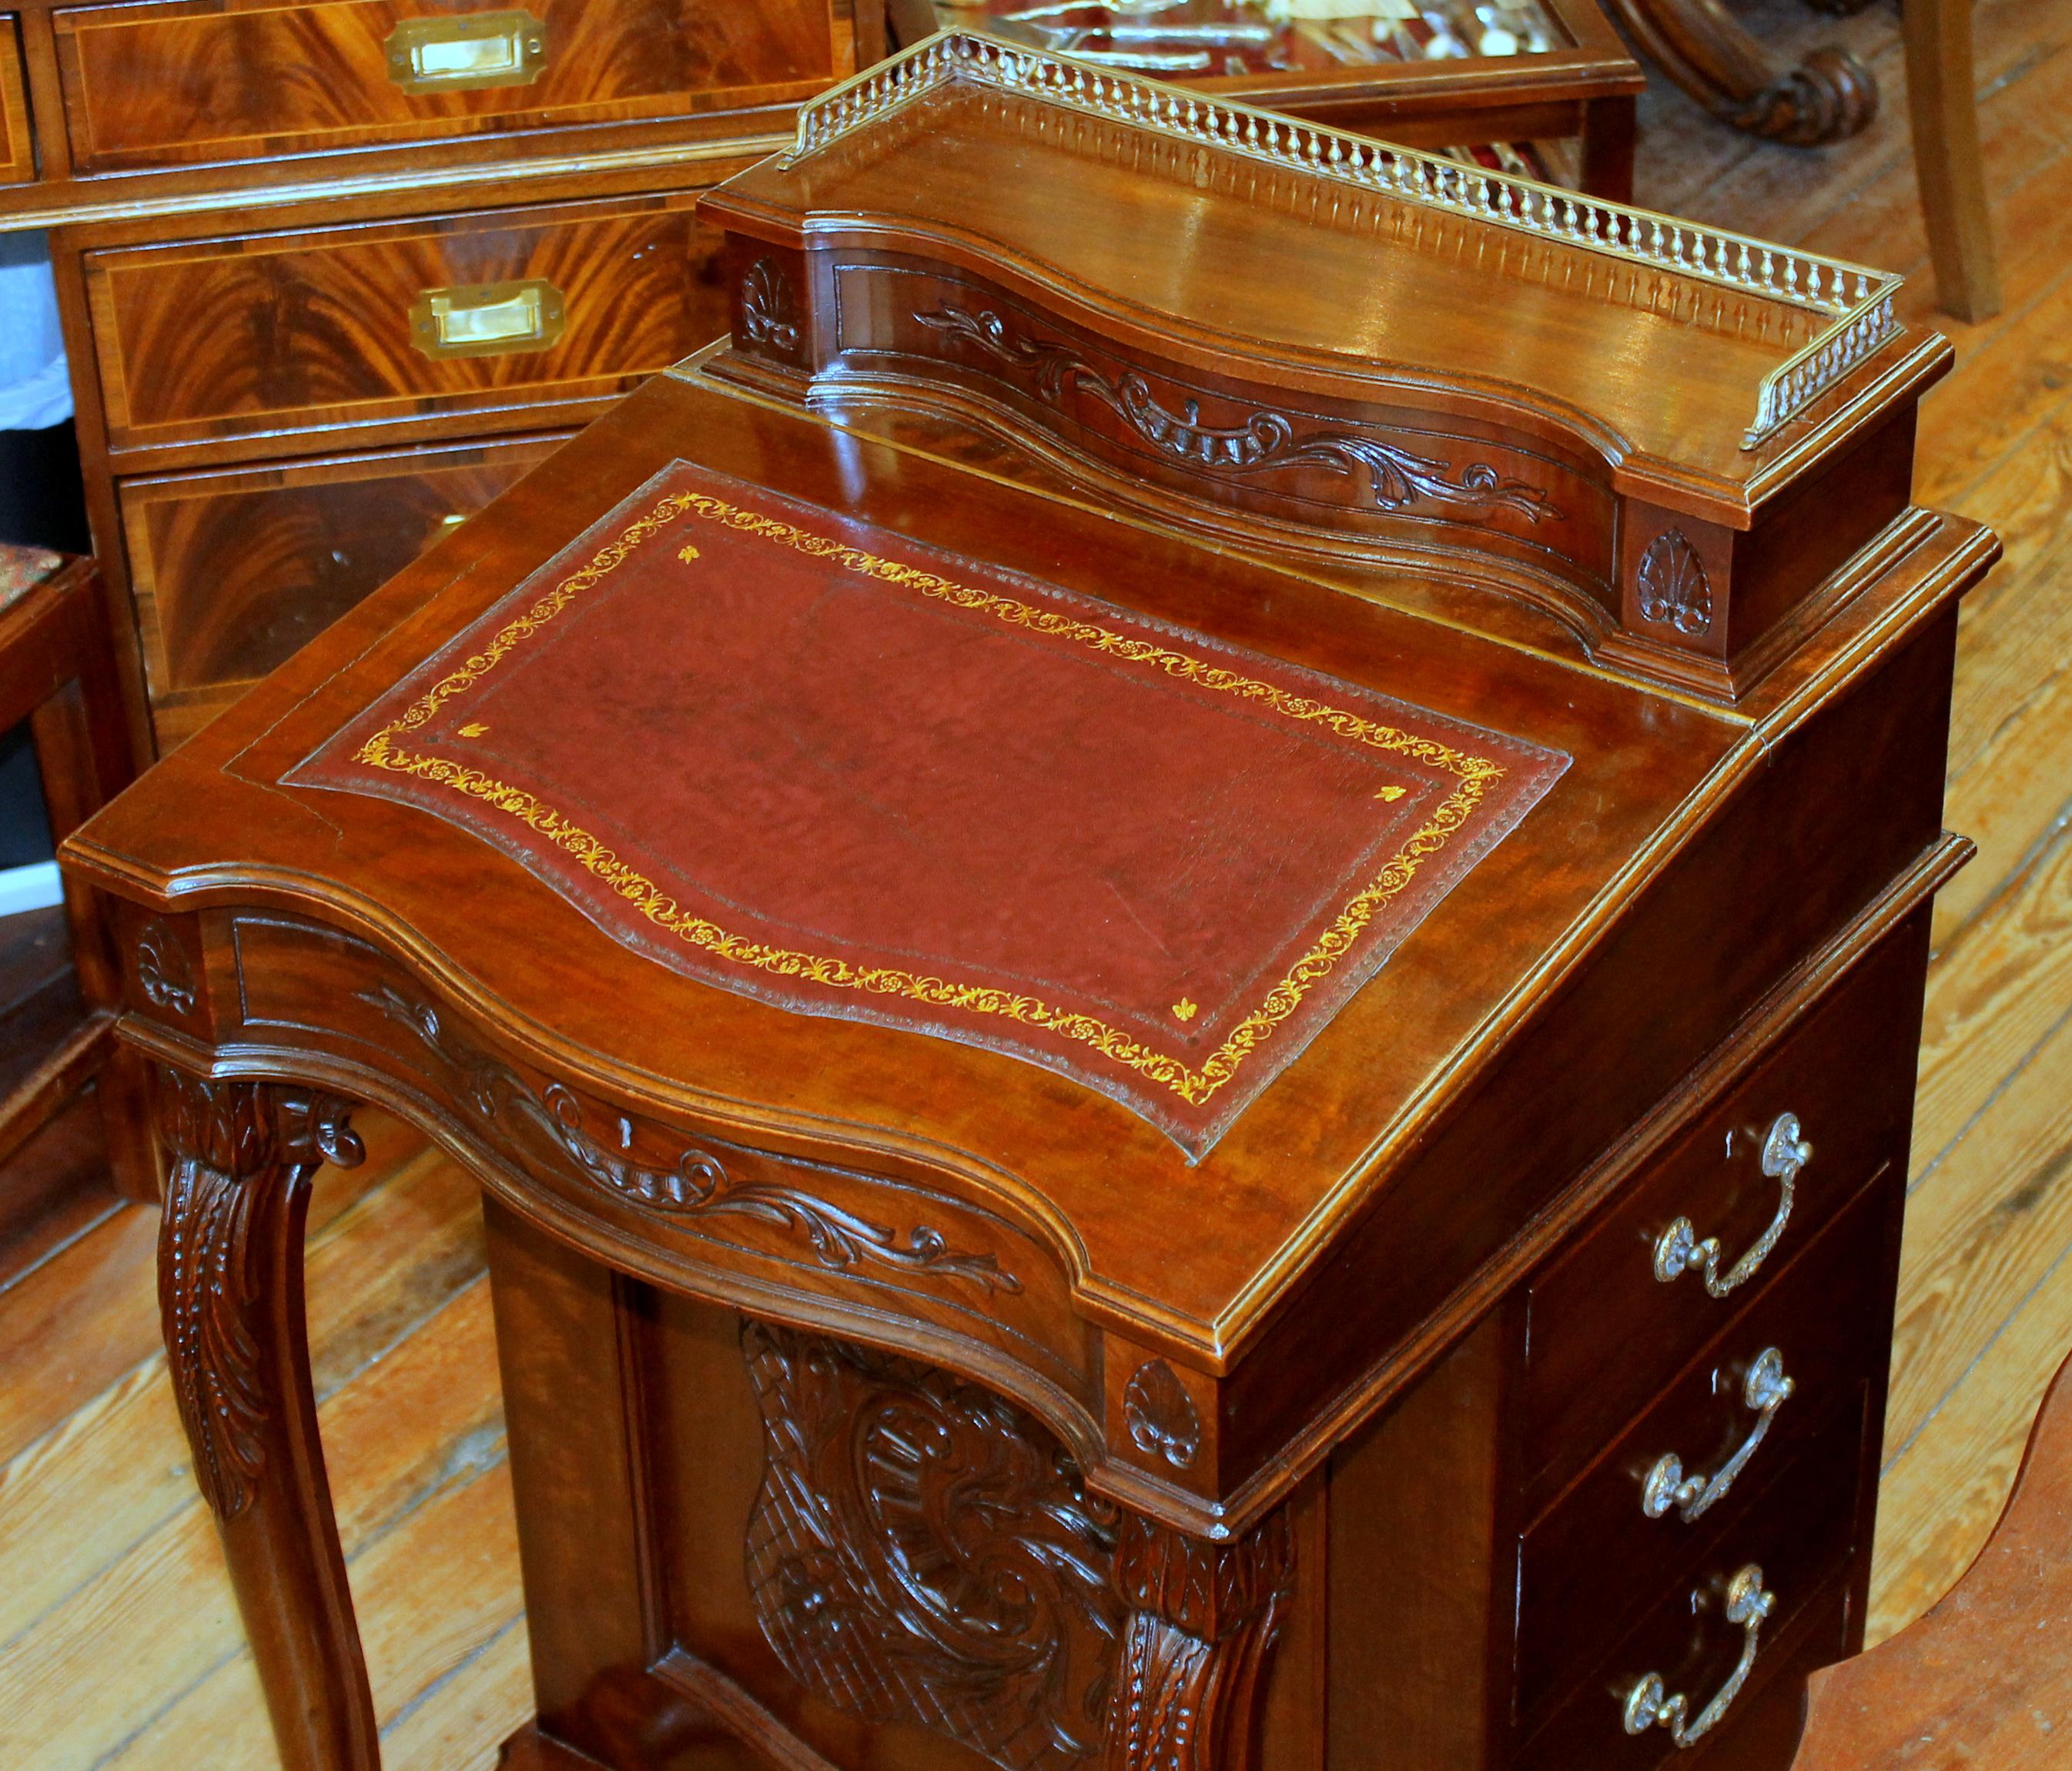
[700,29,1951,705]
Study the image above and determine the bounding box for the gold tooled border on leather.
[353,485,1505,1110]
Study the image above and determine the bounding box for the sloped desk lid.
[288,461,1565,1157]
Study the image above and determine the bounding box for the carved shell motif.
[136,919,198,1016]
[1123,1359,1201,1471]
[1636,529,1715,638]
[740,257,802,358]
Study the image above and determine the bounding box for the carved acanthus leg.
[1604,0,1878,146]
[156,1068,378,1771]
[1103,1511,1294,1771]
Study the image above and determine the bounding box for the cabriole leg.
[154,1066,379,1771]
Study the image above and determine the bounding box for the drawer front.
[86,189,741,458]
[120,430,571,748]
[2,16,29,186]
[1522,916,1928,1504]
[1516,1524,1856,1771]
[1513,1167,1894,1725]
[55,0,845,175]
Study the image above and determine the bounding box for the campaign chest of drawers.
[64,33,1997,1771]
[0,0,885,755]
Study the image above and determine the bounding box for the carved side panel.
[742,1321,1125,1771]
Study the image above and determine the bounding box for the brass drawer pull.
[1622,1565,1776,1749]
[1642,1348,1794,1522]
[410,280,566,360]
[1654,1112,1813,1299]
[386,12,548,95]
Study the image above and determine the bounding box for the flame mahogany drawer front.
[117,430,571,749]
[1521,924,1927,1509]
[84,187,745,462]
[1511,1167,1893,1729]
[51,0,846,176]
[1,15,28,186]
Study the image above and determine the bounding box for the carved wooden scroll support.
[154,1067,379,1771]
[1104,1511,1295,1771]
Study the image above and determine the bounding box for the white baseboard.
[0,861,64,918]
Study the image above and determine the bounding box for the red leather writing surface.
[290,463,1566,1155]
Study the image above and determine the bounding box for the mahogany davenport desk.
[63,35,2000,1771]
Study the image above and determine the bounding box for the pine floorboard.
[3,2,2070,1755]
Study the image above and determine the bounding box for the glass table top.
[926,0,1570,80]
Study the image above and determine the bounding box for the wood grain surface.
[0,14,29,187]
[1794,1352,2072,1769]
[85,189,739,463]
[1,2,2067,1763]
[53,0,842,175]
[119,431,572,747]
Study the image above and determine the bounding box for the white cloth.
[0,234,72,433]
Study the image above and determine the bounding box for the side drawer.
[1521,912,1929,1505]
[1512,1167,1895,1726]
[119,430,571,750]
[1514,1392,1866,1771]
[1508,1524,1864,1771]
[85,186,743,461]
[53,0,846,176]
[1,15,29,186]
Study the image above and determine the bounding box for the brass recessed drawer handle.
[1622,1565,1776,1749]
[385,12,548,95]
[1654,1112,1813,1300]
[409,280,566,360]
[1642,1347,1794,1523]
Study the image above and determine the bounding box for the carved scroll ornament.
[156,1071,363,1521]
[360,983,1015,1292]
[916,303,1560,525]
[743,1321,1123,1771]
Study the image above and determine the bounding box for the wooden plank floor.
[4,4,2070,1759]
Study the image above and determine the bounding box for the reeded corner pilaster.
[1103,1510,1295,1771]
[153,1066,379,1771]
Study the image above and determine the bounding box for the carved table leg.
[1104,1510,1294,1771]
[1603,0,1878,146]
[156,1068,380,1771]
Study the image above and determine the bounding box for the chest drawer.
[85,187,741,462]
[119,430,571,749]
[52,0,845,176]
[1512,1166,1893,1726]
[1,15,29,187]
[1521,914,1929,1505]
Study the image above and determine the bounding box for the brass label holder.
[409,280,567,360]
[385,12,549,95]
